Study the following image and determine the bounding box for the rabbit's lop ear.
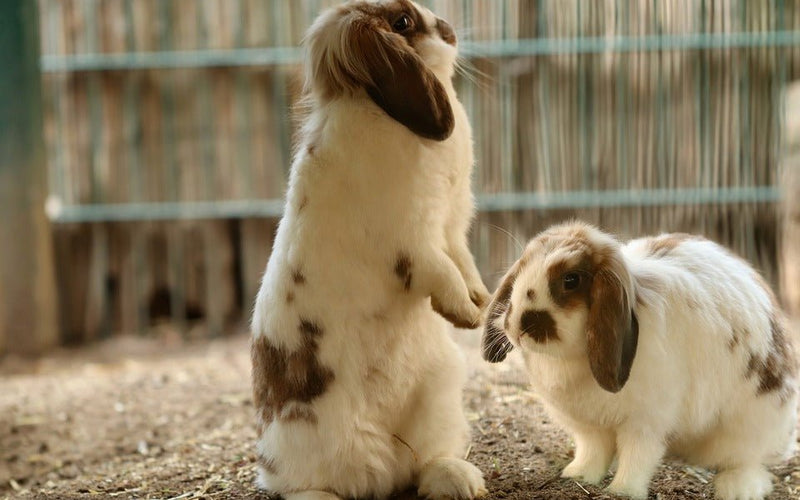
[482,261,520,363]
[305,8,454,141]
[350,20,454,140]
[587,249,639,393]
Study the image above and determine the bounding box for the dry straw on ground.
[2,328,798,500]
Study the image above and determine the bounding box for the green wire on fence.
[40,31,800,72]
[46,187,781,223]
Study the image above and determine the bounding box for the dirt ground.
[2,325,799,500]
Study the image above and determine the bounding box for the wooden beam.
[0,1,59,355]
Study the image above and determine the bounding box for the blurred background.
[1,0,799,356]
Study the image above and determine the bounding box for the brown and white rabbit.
[482,220,798,500]
[250,2,489,499]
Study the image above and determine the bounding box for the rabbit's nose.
[519,310,558,343]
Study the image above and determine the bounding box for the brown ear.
[586,258,639,393]
[482,261,520,363]
[351,22,454,140]
[305,8,454,141]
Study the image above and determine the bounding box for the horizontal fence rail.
[47,187,783,223]
[41,31,800,73]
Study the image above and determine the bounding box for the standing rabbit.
[483,220,798,500]
[250,2,489,499]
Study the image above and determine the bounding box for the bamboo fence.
[35,0,800,344]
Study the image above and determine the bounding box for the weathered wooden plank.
[0,0,59,354]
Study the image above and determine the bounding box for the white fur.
[492,222,798,500]
[250,2,488,499]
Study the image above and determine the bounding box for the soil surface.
[2,325,799,500]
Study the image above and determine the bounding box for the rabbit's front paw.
[431,295,482,329]
[468,285,491,309]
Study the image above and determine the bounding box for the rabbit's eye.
[393,14,413,32]
[562,272,582,291]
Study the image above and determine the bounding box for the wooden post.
[781,83,800,317]
[0,1,59,355]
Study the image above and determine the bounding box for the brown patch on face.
[394,253,412,291]
[335,0,432,54]
[377,0,431,46]
[292,269,306,285]
[645,233,701,258]
[526,289,536,301]
[436,18,456,45]
[519,309,558,343]
[250,324,334,429]
[547,257,593,310]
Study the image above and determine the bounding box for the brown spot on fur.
[746,353,760,379]
[728,328,741,351]
[250,326,334,429]
[526,289,536,301]
[646,233,702,258]
[299,319,323,337]
[519,309,558,343]
[292,269,306,285]
[280,404,318,424]
[742,315,796,403]
[756,317,794,396]
[298,196,308,212]
[286,291,295,304]
[394,253,412,291]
